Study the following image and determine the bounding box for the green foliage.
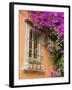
[32,29,35,32]
[40,27,45,32]
[55,55,64,76]
[28,60,35,64]
[28,59,40,65]
[45,28,64,76]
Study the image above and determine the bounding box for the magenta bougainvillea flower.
[50,70,61,77]
[29,11,64,26]
[29,11,64,40]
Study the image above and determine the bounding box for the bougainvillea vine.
[28,11,64,77]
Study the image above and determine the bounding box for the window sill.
[24,68,45,73]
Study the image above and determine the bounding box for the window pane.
[29,30,32,57]
[34,33,37,58]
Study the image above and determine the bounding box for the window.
[24,21,44,72]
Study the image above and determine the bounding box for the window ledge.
[24,68,45,73]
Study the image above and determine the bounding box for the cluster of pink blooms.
[50,70,61,77]
[29,11,64,41]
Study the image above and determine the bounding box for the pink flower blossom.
[50,70,61,77]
